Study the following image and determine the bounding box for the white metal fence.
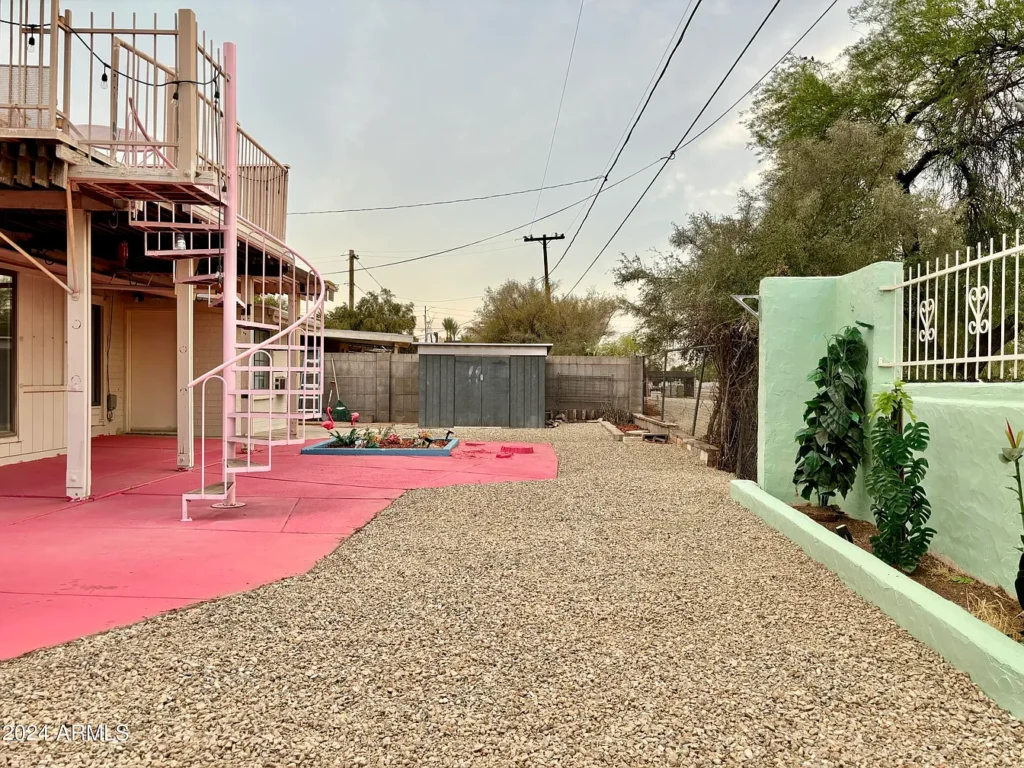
[883,231,1022,382]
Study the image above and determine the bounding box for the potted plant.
[999,420,1024,608]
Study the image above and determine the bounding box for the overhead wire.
[320,157,664,276]
[529,0,586,233]
[565,0,795,296]
[288,174,601,215]
[555,0,697,255]
[549,0,705,274]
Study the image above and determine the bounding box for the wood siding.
[0,272,66,464]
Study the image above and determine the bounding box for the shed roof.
[415,343,551,357]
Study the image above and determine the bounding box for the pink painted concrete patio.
[0,435,557,660]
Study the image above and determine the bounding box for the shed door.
[481,357,510,426]
[128,310,176,433]
[454,356,482,425]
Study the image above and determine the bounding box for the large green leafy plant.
[866,382,934,573]
[793,326,869,507]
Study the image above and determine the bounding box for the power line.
[288,174,601,216]
[529,0,586,234]
[549,0,706,274]
[320,157,664,276]
[556,0,697,249]
[566,0,792,296]
[673,0,840,155]
[552,0,838,281]
[316,243,528,260]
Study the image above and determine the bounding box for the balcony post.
[175,9,199,176]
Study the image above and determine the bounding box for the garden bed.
[797,505,1023,640]
[301,437,459,457]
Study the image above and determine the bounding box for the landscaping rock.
[0,424,1021,767]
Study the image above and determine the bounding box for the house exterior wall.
[0,271,67,465]
[0,286,228,465]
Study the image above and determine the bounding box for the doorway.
[127,310,176,433]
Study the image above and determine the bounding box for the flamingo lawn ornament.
[350,412,360,425]
[321,407,335,431]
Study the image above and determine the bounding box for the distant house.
[323,328,415,353]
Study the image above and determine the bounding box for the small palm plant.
[999,420,1024,607]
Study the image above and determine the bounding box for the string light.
[100,66,108,90]
[27,25,36,50]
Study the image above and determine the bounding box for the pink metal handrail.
[188,215,326,389]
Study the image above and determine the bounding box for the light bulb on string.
[100,67,109,90]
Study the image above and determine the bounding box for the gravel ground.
[2,424,1022,767]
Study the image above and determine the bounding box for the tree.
[441,317,460,341]
[461,279,617,355]
[324,289,416,334]
[747,0,1024,242]
[596,334,641,357]
[615,122,959,460]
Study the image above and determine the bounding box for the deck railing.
[0,2,287,236]
[882,231,1023,382]
[237,126,288,239]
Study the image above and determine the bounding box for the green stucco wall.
[758,261,1024,594]
[758,262,900,504]
[905,383,1024,594]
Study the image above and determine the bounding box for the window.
[252,329,271,390]
[91,304,102,407]
[0,271,13,434]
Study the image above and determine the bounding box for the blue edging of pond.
[300,438,459,457]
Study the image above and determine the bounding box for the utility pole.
[524,233,564,301]
[423,305,429,344]
[348,249,359,310]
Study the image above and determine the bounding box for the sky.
[75,0,865,338]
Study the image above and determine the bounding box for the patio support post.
[66,209,92,500]
[175,259,195,469]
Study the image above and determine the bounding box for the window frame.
[91,303,103,408]
[0,269,16,436]
[251,329,271,391]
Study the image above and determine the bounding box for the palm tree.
[441,317,460,342]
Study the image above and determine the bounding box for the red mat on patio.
[0,436,556,660]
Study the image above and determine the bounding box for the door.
[454,356,482,425]
[481,356,510,426]
[128,310,176,433]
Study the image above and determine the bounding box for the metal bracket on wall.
[731,294,760,319]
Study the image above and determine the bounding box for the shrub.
[866,382,935,573]
[793,326,868,507]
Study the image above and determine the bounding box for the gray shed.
[417,343,550,428]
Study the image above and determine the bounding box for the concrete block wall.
[390,356,419,423]
[324,353,644,425]
[545,356,643,415]
[324,352,419,423]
